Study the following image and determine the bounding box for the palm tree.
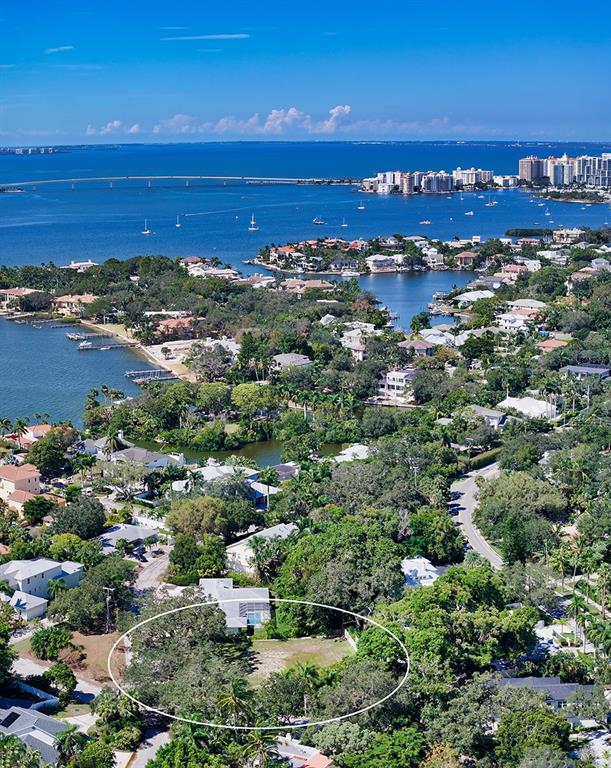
[549,546,572,591]
[218,677,254,732]
[295,661,320,716]
[241,729,282,767]
[12,417,29,447]
[103,430,120,459]
[568,593,587,647]
[597,563,611,620]
[47,578,68,600]
[54,726,86,765]
[0,418,12,437]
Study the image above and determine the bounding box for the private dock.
[125,369,179,383]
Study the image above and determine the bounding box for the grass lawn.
[248,637,353,681]
[56,702,92,718]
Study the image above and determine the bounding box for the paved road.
[134,549,170,592]
[449,462,504,570]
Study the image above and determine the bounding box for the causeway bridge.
[0,174,360,190]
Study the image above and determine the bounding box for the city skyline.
[1,0,610,145]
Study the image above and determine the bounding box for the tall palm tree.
[218,677,254,732]
[597,563,611,620]
[12,417,29,448]
[568,593,587,648]
[241,729,282,767]
[0,418,12,438]
[295,661,320,716]
[47,578,68,600]
[104,430,120,459]
[54,725,86,765]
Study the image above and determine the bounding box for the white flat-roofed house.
[497,396,557,420]
[401,557,445,588]
[61,259,98,272]
[225,523,298,575]
[199,578,271,631]
[497,310,537,332]
[378,369,418,402]
[454,289,495,307]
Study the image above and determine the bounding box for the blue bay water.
[0,142,609,424]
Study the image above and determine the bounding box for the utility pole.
[103,587,115,634]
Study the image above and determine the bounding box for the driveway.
[449,462,504,570]
[12,657,102,703]
[134,548,170,592]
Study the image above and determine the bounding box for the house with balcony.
[378,369,418,402]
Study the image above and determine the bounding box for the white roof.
[226,523,298,552]
[199,578,270,604]
[507,298,546,309]
[333,444,370,463]
[195,463,259,483]
[0,558,62,581]
[497,396,556,419]
[9,590,48,611]
[319,314,337,326]
[454,290,495,304]
[97,524,157,548]
[249,481,280,496]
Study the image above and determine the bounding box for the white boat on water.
[248,214,259,231]
[340,217,348,227]
[175,215,181,228]
[141,219,151,235]
[537,202,545,207]
[464,210,474,216]
[341,270,360,277]
[545,208,551,216]
[484,195,497,207]
[357,202,365,210]
[313,216,325,225]
[419,219,431,225]
[78,341,93,350]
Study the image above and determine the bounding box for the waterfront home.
[5,424,53,448]
[420,327,456,347]
[378,369,418,402]
[494,263,529,283]
[423,251,445,269]
[97,524,158,554]
[453,289,495,307]
[225,523,298,575]
[0,705,71,764]
[560,363,611,380]
[329,258,360,272]
[199,578,271,630]
[51,293,98,316]
[0,464,41,510]
[553,227,585,244]
[179,255,203,267]
[0,287,39,311]
[506,298,547,311]
[108,446,185,469]
[155,316,197,337]
[365,254,397,272]
[397,337,435,356]
[172,461,279,510]
[401,557,445,588]
[497,396,557,420]
[333,443,370,463]
[454,251,477,269]
[272,352,313,370]
[340,325,381,361]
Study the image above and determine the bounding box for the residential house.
[0,287,39,311]
[199,578,271,631]
[0,558,83,620]
[6,424,54,448]
[455,251,477,269]
[155,316,196,337]
[536,337,569,353]
[560,364,611,381]
[553,228,585,245]
[421,326,456,347]
[333,443,370,463]
[108,446,185,469]
[225,523,298,575]
[454,289,495,307]
[591,257,610,271]
[0,464,41,511]
[272,353,313,370]
[0,706,71,765]
[365,254,397,272]
[423,251,445,269]
[401,557,445,588]
[497,309,540,333]
[172,461,280,510]
[97,524,158,555]
[492,677,595,713]
[278,279,334,297]
[51,294,98,316]
[495,263,529,283]
[378,369,418,401]
[276,736,333,768]
[328,258,359,272]
[506,299,547,311]
[319,313,338,326]
[61,259,98,272]
[497,396,557,419]
[397,337,435,356]
[463,405,507,430]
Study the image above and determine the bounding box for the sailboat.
[340,217,348,228]
[484,195,497,207]
[248,214,259,231]
[175,215,181,228]
[141,219,151,235]
[313,216,325,225]
[357,201,365,210]
[544,208,551,217]
[464,210,474,216]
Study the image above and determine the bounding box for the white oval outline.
[107,597,410,731]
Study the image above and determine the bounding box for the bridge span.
[0,174,360,189]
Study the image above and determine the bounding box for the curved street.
[449,462,504,570]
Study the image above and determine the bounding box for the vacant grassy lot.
[248,637,353,681]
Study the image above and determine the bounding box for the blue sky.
[1,0,610,144]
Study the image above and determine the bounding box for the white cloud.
[152,113,198,134]
[86,119,139,136]
[161,33,249,41]
[127,123,141,134]
[44,45,74,54]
